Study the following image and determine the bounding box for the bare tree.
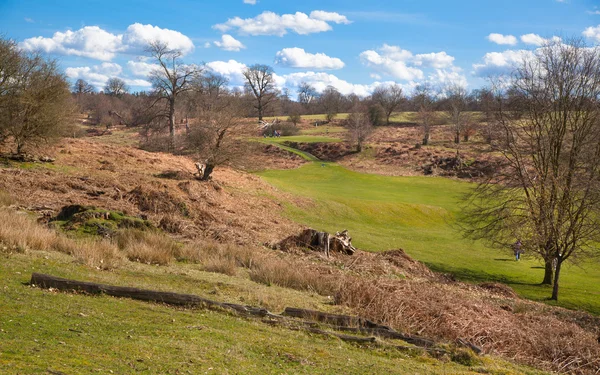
[413,83,437,145]
[104,77,129,97]
[344,104,373,152]
[146,40,202,142]
[0,41,73,154]
[319,86,342,123]
[372,84,404,125]
[461,39,600,300]
[297,81,318,111]
[73,79,95,95]
[444,84,468,144]
[186,93,243,180]
[243,64,276,121]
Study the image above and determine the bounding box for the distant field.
[259,163,600,314]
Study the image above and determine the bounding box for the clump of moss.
[51,204,153,237]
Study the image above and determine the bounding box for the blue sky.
[1,0,599,96]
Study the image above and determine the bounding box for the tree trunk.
[168,99,176,138]
[463,134,469,142]
[356,142,362,152]
[454,131,460,144]
[542,259,553,285]
[551,259,562,300]
[257,100,263,121]
[201,163,215,181]
[423,131,430,145]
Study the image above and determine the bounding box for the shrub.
[287,113,302,126]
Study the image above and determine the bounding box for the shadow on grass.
[425,262,541,287]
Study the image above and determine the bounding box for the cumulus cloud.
[359,44,458,83]
[274,48,344,70]
[205,59,248,85]
[121,23,194,55]
[583,25,600,43]
[20,23,194,61]
[243,0,256,3]
[213,10,350,36]
[277,71,397,97]
[213,34,246,51]
[126,60,160,77]
[21,26,124,61]
[65,62,151,89]
[472,49,533,77]
[520,33,561,46]
[487,33,518,45]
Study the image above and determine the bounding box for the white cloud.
[121,23,194,55]
[21,26,124,61]
[205,60,248,85]
[213,10,350,36]
[66,62,151,89]
[126,60,160,77]
[473,49,533,77]
[277,71,396,97]
[520,33,561,46]
[360,45,424,81]
[24,17,34,23]
[487,33,518,45]
[359,44,457,82]
[309,10,351,24]
[414,51,455,69]
[588,10,600,15]
[213,34,246,51]
[20,23,194,61]
[243,0,256,3]
[275,47,344,70]
[583,25,600,42]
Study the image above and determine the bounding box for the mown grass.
[258,162,600,315]
[0,251,546,374]
[257,139,320,161]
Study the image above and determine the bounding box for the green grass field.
[258,162,600,315]
[0,251,546,374]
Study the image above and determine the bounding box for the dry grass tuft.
[249,257,338,296]
[0,190,15,206]
[335,277,600,374]
[0,208,122,269]
[114,229,179,265]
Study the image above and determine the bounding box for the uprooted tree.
[461,38,600,301]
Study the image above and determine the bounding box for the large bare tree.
[103,77,128,97]
[146,40,202,142]
[242,64,276,121]
[461,39,600,300]
[372,84,404,125]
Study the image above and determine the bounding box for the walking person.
[513,239,523,261]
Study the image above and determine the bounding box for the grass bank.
[258,162,600,314]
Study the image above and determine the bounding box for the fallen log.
[30,273,265,318]
[31,273,476,356]
[282,307,391,331]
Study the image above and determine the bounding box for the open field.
[259,162,600,314]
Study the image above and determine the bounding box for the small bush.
[287,113,302,126]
